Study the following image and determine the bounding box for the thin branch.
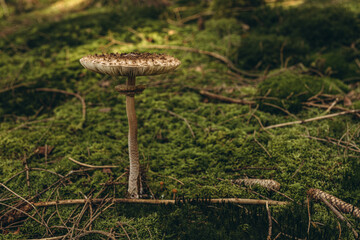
[199,89,255,105]
[153,108,195,138]
[68,157,119,169]
[35,88,86,127]
[140,45,261,78]
[264,110,360,130]
[0,81,36,94]
[266,201,272,240]
[262,102,298,119]
[319,195,358,239]
[0,183,52,234]
[253,131,272,158]
[32,198,288,207]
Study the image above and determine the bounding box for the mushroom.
[80,52,181,198]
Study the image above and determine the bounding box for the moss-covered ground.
[0,0,360,239]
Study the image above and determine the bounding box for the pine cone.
[308,188,360,218]
[233,179,280,191]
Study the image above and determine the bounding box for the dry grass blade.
[68,157,119,169]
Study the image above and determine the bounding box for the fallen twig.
[0,81,36,94]
[0,183,52,234]
[68,157,119,169]
[199,89,255,105]
[140,45,261,78]
[32,198,288,207]
[316,193,359,239]
[227,166,277,171]
[153,108,195,138]
[253,131,272,158]
[304,135,360,153]
[266,201,272,240]
[264,110,360,130]
[35,88,86,127]
[7,118,55,132]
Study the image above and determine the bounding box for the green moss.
[257,71,349,113]
[0,1,359,239]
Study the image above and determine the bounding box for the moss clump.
[257,71,349,113]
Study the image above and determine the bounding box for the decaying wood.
[232,179,281,191]
[308,188,360,219]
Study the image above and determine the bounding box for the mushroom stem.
[126,75,140,198]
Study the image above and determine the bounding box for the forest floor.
[0,0,360,239]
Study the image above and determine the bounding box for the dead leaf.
[343,96,352,106]
[102,168,113,174]
[34,146,54,156]
[99,107,112,113]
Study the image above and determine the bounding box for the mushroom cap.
[80,52,181,77]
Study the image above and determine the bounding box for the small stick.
[151,171,185,185]
[229,166,277,171]
[7,117,55,132]
[154,108,195,138]
[262,102,298,119]
[266,201,272,240]
[141,45,261,78]
[0,183,52,234]
[308,188,360,218]
[68,157,119,169]
[199,89,255,105]
[35,88,86,127]
[167,176,185,185]
[22,154,30,189]
[319,195,358,239]
[253,131,272,158]
[264,110,360,130]
[304,135,360,153]
[117,222,131,240]
[27,236,66,240]
[324,98,338,114]
[45,144,48,166]
[307,196,311,238]
[0,81,35,94]
[32,198,288,207]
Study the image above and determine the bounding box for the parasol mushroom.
[80,52,181,198]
